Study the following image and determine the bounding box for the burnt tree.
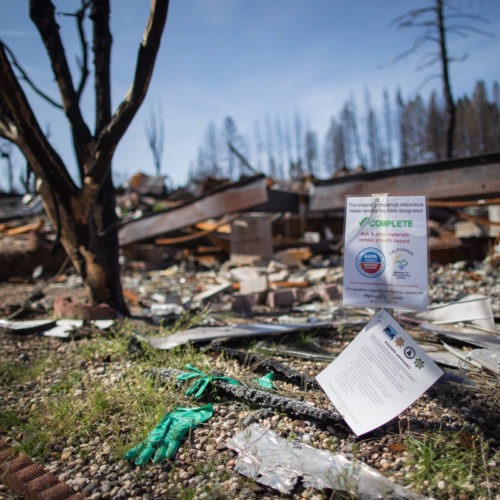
[0,0,169,315]
[389,0,491,159]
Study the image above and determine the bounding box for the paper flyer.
[343,195,428,311]
[316,309,443,436]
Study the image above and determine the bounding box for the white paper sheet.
[316,309,443,436]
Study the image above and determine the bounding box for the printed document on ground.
[316,309,443,436]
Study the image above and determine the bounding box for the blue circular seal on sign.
[356,247,386,278]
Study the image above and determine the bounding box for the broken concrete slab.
[192,280,232,304]
[273,247,312,267]
[231,292,266,315]
[228,266,263,282]
[239,275,268,295]
[301,283,341,304]
[265,288,299,308]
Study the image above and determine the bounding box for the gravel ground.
[0,260,499,499]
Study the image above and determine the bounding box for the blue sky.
[1,0,499,188]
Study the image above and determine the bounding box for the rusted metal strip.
[428,197,500,208]
[0,439,83,499]
[310,153,500,211]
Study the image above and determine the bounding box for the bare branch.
[145,104,164,176]
[90,0,169,180]
[59,1,91,100]
[91,0,112,134]
[228,141,259,175]
[29,0,92,166]
[379,32,435,68]
[410,73,441,97]
[448,53,468,64]
[447,24,493,38]
[0,42,78,193]
[416,50,441,71]
[390,7,436,28]
[399,20,436,29]
[0,41,63,109]
[445,9,489,23]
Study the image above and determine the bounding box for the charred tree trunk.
[38,172,128,315]
[0,0,169,315]
[436,0,456,159]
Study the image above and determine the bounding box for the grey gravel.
[0,260,499,499]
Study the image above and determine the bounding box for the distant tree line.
[189,79,500,182]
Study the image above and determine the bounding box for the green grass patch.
[403,429,495,497]
[0,352,59,385]
[20,367,180,461]
[1,314,215,463]
[0,409,24,433]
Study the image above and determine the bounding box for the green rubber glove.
[176,364,241,399]
[124,403,214,465]
[254,371,275,390]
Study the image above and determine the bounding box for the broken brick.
[232,292,267,315]
[0,439,83,499]
[53,295,116,320]
[265,288,299,308]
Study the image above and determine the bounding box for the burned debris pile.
[0,153,499,499]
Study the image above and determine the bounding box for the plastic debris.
[124,404,214,465]
[253,372,275,390]
[153,367,344,427]
[176,364,240,399]
[227,424,425,498]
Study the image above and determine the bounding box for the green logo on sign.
[359,218,413,228]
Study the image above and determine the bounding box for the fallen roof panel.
[119,175,267,246]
